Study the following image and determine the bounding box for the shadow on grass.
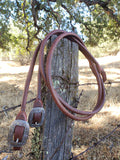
[0,58,120,160]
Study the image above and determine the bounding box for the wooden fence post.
[42,36,78,160]
[32,35,78,160]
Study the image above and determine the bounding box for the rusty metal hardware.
[8,120,29,148]
[28,107,45,127]
[8,111,28,150]
[28,98,45,127]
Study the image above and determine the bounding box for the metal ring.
[28,107,45,128]
[8,120,29,147]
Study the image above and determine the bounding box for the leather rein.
[8,29,107,150]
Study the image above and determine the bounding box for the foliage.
[0,0,120,58]
[0,0,13,50]
[87,38,120,58]
[31,128,42,160]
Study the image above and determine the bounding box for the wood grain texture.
[42,36,78,160]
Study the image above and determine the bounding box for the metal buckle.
[8,120,29,147]
[28,107,45,128]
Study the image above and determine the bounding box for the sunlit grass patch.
[0,55,120,159]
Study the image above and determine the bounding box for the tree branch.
[49,0,120,26]
[31,0,48,39]
[23,0,30,52]
[31,0,38,28]
[61,3,76,31]
[61,3,91,32]
[101,5,120,25]
[31,0,41,39]
[79,0,120,25]
[47,0,61,28]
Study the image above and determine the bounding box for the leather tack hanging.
[8,30,107,150]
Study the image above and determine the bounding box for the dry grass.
[0,54,120,160]
[72,55,120,160]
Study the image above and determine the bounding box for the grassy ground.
[72,55,120,160]
[0,54,120,160]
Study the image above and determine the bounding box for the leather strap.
[33,98,43,123]
[10,29,107,150]
[14,111,27,150]
[20,29,106,120]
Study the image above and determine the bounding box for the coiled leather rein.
[8,29,107,150]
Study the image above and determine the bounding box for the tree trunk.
[32,36,78,160]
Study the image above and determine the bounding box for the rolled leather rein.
[8,29,107,150]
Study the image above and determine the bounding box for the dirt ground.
[0,54,120,160]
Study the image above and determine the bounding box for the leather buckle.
[28,107,45,127]
[8,120,29,148]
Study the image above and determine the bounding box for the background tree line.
[0,0,120,62]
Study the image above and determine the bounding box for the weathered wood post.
[32,35,78,160]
